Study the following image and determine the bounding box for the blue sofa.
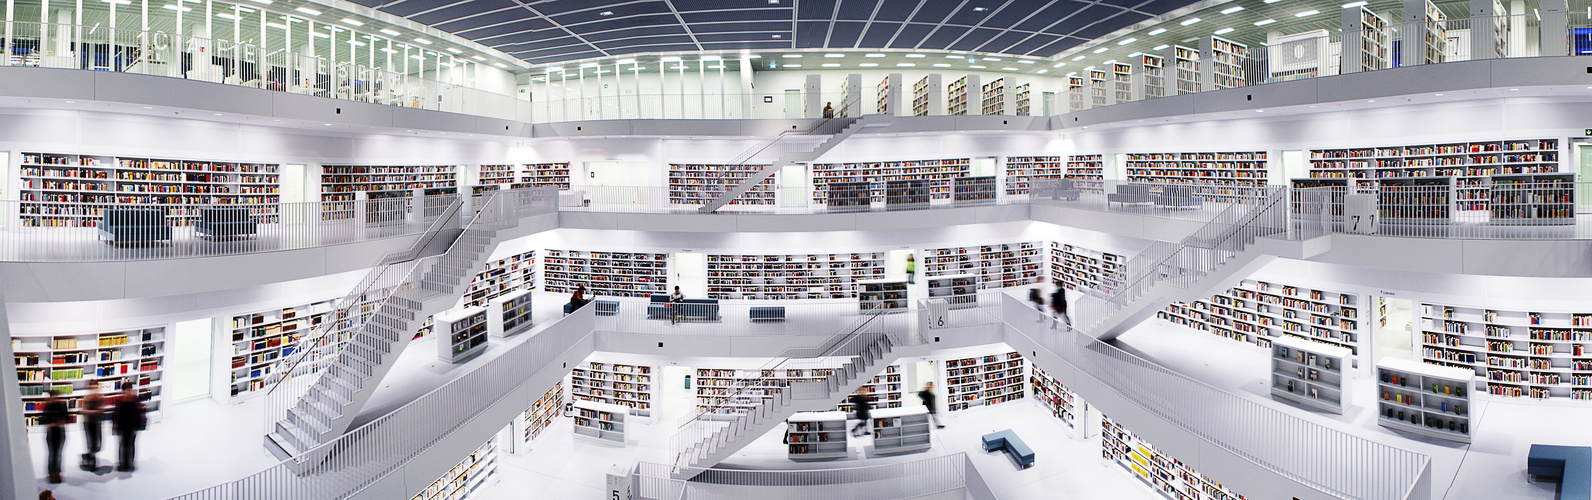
[1528,444,1592,500]
[196,207,259,239]
[1107,184,1153,207]
[647,295,720,321]
[982,429,1035,469]
[750,306,786,322]
[98,209,171,245]
[1154,185,1203,210]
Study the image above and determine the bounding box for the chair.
[98,209,172,245]
[1154,185,1203,210]
[196,208,258,239]
[1106,184,1153,207]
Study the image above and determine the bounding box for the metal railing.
[635,452,991,500]
[1292,181,1592,239]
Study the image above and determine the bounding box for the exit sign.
[1585,129,1592,136]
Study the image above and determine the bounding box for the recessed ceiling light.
[294,6,320,15]
[1053,63,1066,68]
[946,55,963,59]
[933,63,952,67]
[772,34,781,38]
[822,63,840,67]
[246,0,271,4]
[984,57,1001,61]
[973,6,987,11]
[1214,28,1234,35]
[446,48,462,54]
[1510,88,1519,91]
[1092,47,1107,54]
[1037,69,1048,74]
[1180,17,1200,26]
[1017,60,1035,64]
[380,29,400,36]
[898,63,916,67]
[217,13,238,20]
[580,62,599,68]
[266,22,287,29]
[162,5,193,11]
[1117,38,1136,45]
[1254,19,1277,26]
[410,55,424,60]
[342,19,363,26]
[825,53,844,58]
[311,32,329,39]
[906,54,925,58]
[1153,44,1169,50]
[1342,1,1367,7]
[783,54,802,58]
[1072,56,1085,61]
[1295,10,1319,17]
[1148,28,1166,35]
[1127,52,1142,57]
[785,64,802,68]
[214,113,223,116]
[595,70,612,74]
[970,65,986,69]
[347,41,366,46]
[142,106,152,109]
[494,63,507,68]
[769,0,778,3]
[599,11,613,16]
[617,58,636,64]
[1222,6,1245,14]
[1002,67,1018,71]
[414,38,432,45]
[670,65,687,69]
[860,63,877,67]
[323,123,332,126]
[1367,99,1376,102]
[1436,93,1445,96]
[473,55,487,61]
[866,53,886,58]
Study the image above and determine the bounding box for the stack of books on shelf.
[543,249,669,298]
[319,165,457,221]
[1064,154,1105,193]
[1205,35,1248,89]
[858,280,909,313]
[884,179,932,209]
[947,76,970,116]
[15,327,166,426]
[519,382,563,445]
[1159,279,1362,354]
[927,274,978,309]
[226,300,335,399]
[668,164,776,206]
[810,159,972,205]
[18,152,282,227]
[869,407,933,455]
[464,250,537,307]
[787,413,850,460]
[1110,63,1132,104]
[571,361,655,418]
[519,163,571,190]
[705,252,886,300]
[1138,53,1166,99]
[945,351,1024,411]
[1088,69,1109,107]
[912,75,938,116]
[476,164,517,186]
[1124,151,1268,191]
[1306,139,1561,218]
[952,176,996,204]
[925,242,1043,289]
[1171,45,1200,94]
[1003,156,1063,195]
[1417,303,1592,401]
[1030,366,1080,429]
[1050,242,1125,292]
[1102,414,1246,500]
[410,439,498,500]
[980,78,1007,116]
[571,400,627,443]
[1014,83,1032,116]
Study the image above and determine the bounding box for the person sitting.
[568,284,591,312]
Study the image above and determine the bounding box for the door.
[1373,296,1416,366]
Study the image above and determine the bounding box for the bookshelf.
[1205,36,1247,90]
[911,75,939,117]
[1064,154,1106,194]
[543,249,669,298]
[1271,336,1351,414]
[948,76,970,116]
[870,407,933,455]
[1489,173,1575,225]
[926,274,978,310]
[858,279,909,314]
[319,165,457,221]
[1138,53,1166,99]
[1102,414,1246,500]
[1030,365,1081,430]
[521,163,572,191]
[1067,75,1086,111]
[839,364,905,413]
[1111,63,1132,104]
[705,252,886,300]
[465,250,537,308]
[226,300,335,399]
[1003,156,1064,196]
[787,412,850,460]
[1414,303,1592,401]
[1306,139,1561,215]
[1159,279,1363,355]
[952,176,997,204]
[487,289,534,339]
[924,241,1043,290]
[1377,177,1453,224]
[1170,45,1200,94]
[810,158,972,205]
[1014,83,1032,116]
[435,306,489,364]
[477,164,517,186]
[980,78,1008,116]
[695,366,835,417]
[876,75,892,115]
[522,382,562,446]
[410,438,497,500]
[667,164,776,206]
[1351,7,1390,71]
[14,326,165,426]
[884,179,932,210]
[1086,69,1108,107]
[944,351,1024,411]
[1421,0,1447,64]
[571,361,654,418]
[1124,151,1269,191]
[823,181,875,211]
[17,152,280,228]
[572,400,627,444]
[1049,242,1125,292]
[1376,358,1472,442]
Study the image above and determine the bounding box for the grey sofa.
[196,207,259,239]
[1107,184,1153,207]
[98,209,171,244]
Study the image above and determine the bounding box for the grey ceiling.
[342,0,1205,65]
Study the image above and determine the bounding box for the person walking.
[670,285,685,325]
[112,384,146,472]
[80,385,105,471]
[1029,287,1046,322]
[848,387,873,437]
[905,253,916,284]
[41,392,69,483]
[918,382,944,429]
[1050,284,1072,330]
[822,102,835,119]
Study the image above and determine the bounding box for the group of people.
[1030,282,1072,330]
[40,384,146,484]
[846,383,945,438]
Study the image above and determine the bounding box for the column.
[1471,0,1504,59]
[1401,0,1432,67]
[842,73,862,118]
[1540,0,1568,56]
[803,74,822,118]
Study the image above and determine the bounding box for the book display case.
[477,164,517,186]
[1102,415,1246,500]
[948,76,970,115]
[571,361,655,418]
[1378,177,1453,224]
[226,300,335,399]
[980,78,1007,116]
[884,180,931,210]
[1350,7,1390,71]
[465,250,537,308]
[924,241,1043,290]
[1067,75,1086,111]
[572,400,627,443]
[1030,365,1081,430]
[667,164,776,206]
[521,163,572,191]
[1159,279,1363,355]
[1490,173,1574,225]
[695,366,836,417]
[1415,303,1592,401]
[1050,242,1125,292]
[435,306,489,364]
[1270,336,1351,414]
[787,412,850,460]
[410,438,497,500]
[14,326,165,426]
[1138,53,1166,99]
[927,274,978,310]
[1376,358,1471,442]
[870,407,933,455]
[810,158,972,205]
[487,289,533,339]
[1003,156,1064,196]
[1124,151,1268,191]
[823,181,874,211]
[911,75,937,116]
[952,176,997,204]
[1014,83,1032,116]
[1171,45,1200,94]
[1205,36,1248,90]
[858,279,909,313]
[837,364,905,413]
[518,382,563,446]
[1111,63,1133,104]
[319,165,457,221]
[704,252,886,300]
[944,351,1024,412]
[18,152,280,227]
[1065,154,1106,193]
[543,249,669,298]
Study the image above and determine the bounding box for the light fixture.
[347,41,366,46]
[380,29,401,36]
[772,34,781,38]
[1018,60,1035,64]
[906,54,925,58]
[866,53,886,58]
[749,55,761,58]
[783,54,802,58]
[97,0,129,5]
[859,62,877,67]
[825,53,844,58]
[1103,59,1118,65]
[143,106,152,109]
[410,55,424,60]
[946,55,963,59]
[670,65,687,69]
[281,17,301,23]
[217,13,238,20]
[1072,56,1085,61]
[1214,27,1234,35]
[1295,10,1319,17]
[984,57,1002,61]
[1510,88,1519,91]
[1180,17,1200,26]
[701,55,721,61]
[599,11,613,16]
[311,32,329,38]
[342,18,364,26]
[662,56,681,62]
[1117,38,1136,45]
[1256,109,1264,112]
[1092,47,1107,54]
[382,48,398,54]
[1148,28,1166,35]
[1436,93,1446,95]
[1153,44,1169,50]
[414,38,432,45]
[1254,19,1277,26]
[594,70,611,74]
[294,6,321,15]
[785,63,802,68]
[970,65,987,69]
[247,0,271,4]
[769,0,778,3]
[494,63,507,68]
[897,63,916,67]
[1127,52,1142,57]
[1037,69,1048,74]
[580,62,599,68]
[1222,6,1244,14]
[1053,63,1066,68]
[822,63,840,67]
[973,6,987,11]
[1002,67,1018,71]
[933,63,952,67]
[324,123,332,126]
[1342,1,1367,7]
[162,5,192,12]
[266,22,288,29]
[446,48,462,54]
[473,55,487,61]
[617,58,636,64]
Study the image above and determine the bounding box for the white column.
[1541,0,1568,56]
[1401,0,1431,66]
[1508,0,1527,56]
[1471,0,1503,59]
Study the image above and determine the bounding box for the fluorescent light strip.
[859,63,877,67]
[1254,19,1277,26]
[1222,6,1244,13]
[1180,17,1200,25]
[294,6,320,15]
[1296,10,1320,17]
[1117,38,1136,45]
[1148,28,1166,35]
[1214,27,1234,35]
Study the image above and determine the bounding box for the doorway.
[1574,140,1592,213]
[1374,296,1416,365]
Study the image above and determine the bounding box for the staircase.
[671,318,901,477]
[697,115,886,213]
[263,189,556,458]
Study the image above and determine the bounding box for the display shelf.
[1421,0,1447,64]
[1109,63,1132,104]
[17,152,281,227]
[911,75,936,117]
[695,366,836,417]
[410,438,497,500]
[1102,414,1247,500]
[1489,173,1574,225]
[519,382,563,446]
[1307,139,1561,215]
[980,77,1007,116]
[1270,336,1351,414]
[1014,83,1032,116]
[543,249,669,298]
[1415,303,1592,401]
[225,300,335,399]
[571,361,655,418]
[319,165,457,221]
[1206,36,1248,90]
[487,289,534,339]
[1351,7,1390,71]
[1067,75,1086,112]
[885,179,931,210]
[572,400,627,443]
[1088,69,1108,107]
[477,164,518,186]
[1003,156,1063,196]
[838,364,904,413]
[823,181,874,211]
[14,326,165,426]
[1064,154,1106,194]
[1030,365,1081,430]
[1139,53,1166,99]
[667,163,776,206]
[1376,358,1472,442]
[859,279,909,314]
[927,274,978,310]
[925,241,1042,290]
[944,351,1024,412]
[811,158,972,205]
[465,250,537,308]
[787,411,850,460]
[948,76,970,116]
[705,252,886,300]
[1171,45,1200,94]
[952,176,997,204]
[1159,279,1363,355]
[435,306,489,364]
[521,163,571,191]
[1049,242,1125,293]
[876,76,892,115]
[870,407,932,455]
[1377,177,1453,224]
[1124,151,1268,190]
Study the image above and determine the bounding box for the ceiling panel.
[978,30,1036,54]
[887,23,935,48]
[835,0,879,21]
[692,21,791,34]
[1006,34,1063,55]
[856,22,901,48]
[827,21,868,47]
[872,1,917,22]
[920,26,972,50]
[907,1,959,24]
[948,28,1004,52]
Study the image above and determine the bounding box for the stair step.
[287,406,333,436]
[377,304,418,320]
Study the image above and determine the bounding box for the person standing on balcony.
[1051,284,1072,330]
[41,392,69,483]
[823,102,835,119]
[112,384,146,472]
[848,387,873,437]
[670,285,685,324]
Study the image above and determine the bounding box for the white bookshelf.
[811,158,972,205]
[1491,173,1575,225]
[1003,156,1063,196]
[572,400,627,444]
[1417,303,1592,401]
[319,164,457,221]
[517,382,562,448]
[1205,35,1248,90]
[1124,151,1268,191]
[477,164,518,186]
[1376,358,1472,442]
[1088,69,1108,107]
[823,181,874,211]
[980,77,1008,116]
[1102,414,1246,500]
[1138,53,1166,99]
[1170,45,1200,94]
[436,306,489,364]
[487,289,533,339]
[925,241,1043,290]
[926,274,978,310]
[1111,63,1132,104]
[410,438,498,500]
[944,351,1024,412]
[948,76,971,115]
[838,364,904,413]
[1271,336,1351,414]
[14,327,166,426]
[225,300,334,399]
[858,279,909,314]
[787,411,850,460]
[1067,75,1086,111]
[911,74,940,116]
[571,361,654,418]
[1064,154,1105,194]
[18,152,281,227]
[1030,365,1081,430]
[1350,7,1390,71]
[1160,279,1363,357]
[1049,242,1125,293]
[521,163,571,191]
[1014,83,1032,116]
[668,163,776,206]
[1420,0,1447,64]
[1307,139,1561,216]
[543,249,669,298]
[705,252,886,300]
[869,407,932,455]
[465,250,537,308]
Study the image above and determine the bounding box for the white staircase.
[697,116,887,213]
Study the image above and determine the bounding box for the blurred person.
[112,384,146,472]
